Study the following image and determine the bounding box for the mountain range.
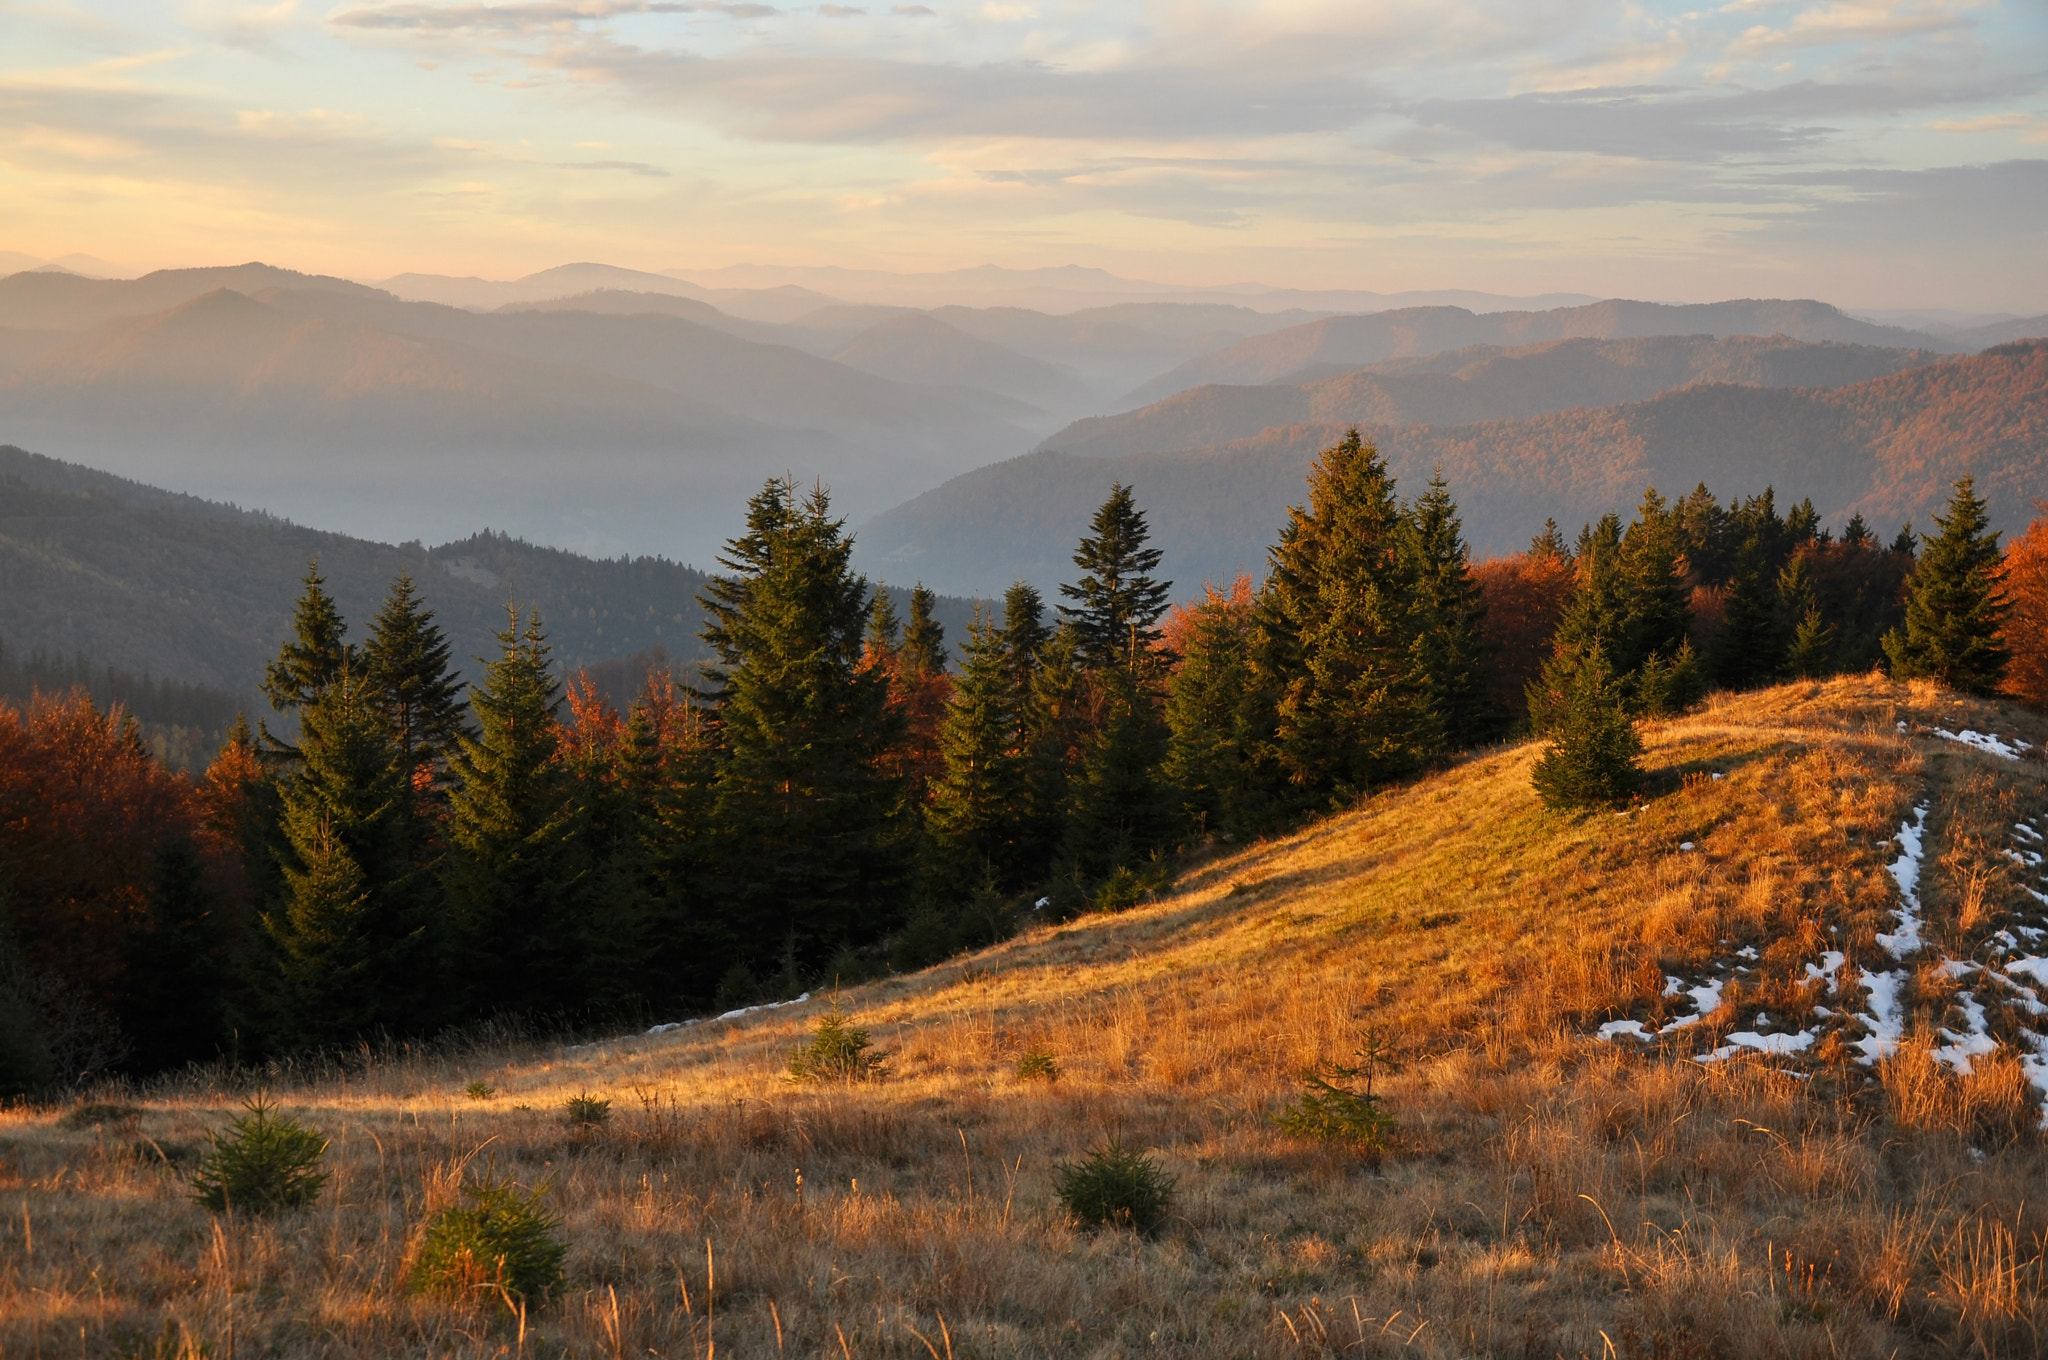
[2,260,2042,599]
[859,340,2048,596]
[0,445,979,702]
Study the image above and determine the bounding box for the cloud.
[330,1,775,33]
[891,4,934,13]
[818,3,863,14]
[1722,0,1985,58]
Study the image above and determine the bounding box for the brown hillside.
[5,678,2047,1356]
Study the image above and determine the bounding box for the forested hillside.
[863,341,2048,594]
[0,445,976,695]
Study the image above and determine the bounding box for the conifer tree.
[1015,619,1085,877]
[1527,516,1626,733]
[1259,430,1437,797]
[443,609,587,1014]
[1405,472,1493,745]
[1710,534,1786,690]
[1530,518,1571,560]
[1841,513,1874,548]
[901,584,946,679]
[865,587,901,666]
[699,479,910,968]
[1883,476,2011,694]
[263,670,423,1044]
[1531,647,1644,810]
[1060,483,1173,674]
[263,561,352,716]
[1065,665,1178,875]
[120,836,235,1071]
[1777,553,1836,679]
[927,608,1025,885]
[1163,580,1280,837]
[361,573,467,779]
[1618,489,1693,672]
[1000,582,1051,684]
[1891,523,1918,557]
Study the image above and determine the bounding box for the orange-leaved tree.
[2000,507,2048,710]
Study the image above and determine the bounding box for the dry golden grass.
[4,675,2048,1358]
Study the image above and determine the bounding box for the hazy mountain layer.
[1126,298,1957,406]
[1043,335,1941,460]
[0,446,979,698]
[860,342,2048,596]
[0,286,1045,561]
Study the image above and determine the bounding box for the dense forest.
[1,433,2042,1093]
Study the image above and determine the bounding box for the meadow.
[5,674,2047,1359]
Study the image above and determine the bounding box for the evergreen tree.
[263,561,351,717]
[1530,518,1571,560]
[1528,515,1626,733]
[1059,483,1173,674]
[1163,581,1281,837]
[1891,522,1918,557]
[361,573,467,778]
[1404,472,1494,745]
[901,584,946,680]
[927,608,1025,885]
[120,836,235,1072]
[999,582,1051,692]
[1841,513,1874,549]
[865,587,901,665]
[1883,476,2011,694]
[1259,429,1438,798]
[1710,534,1787,690]
[1065,666,1179,876]
[1618,489,1693,673]
[263,670,423,1045]
[443,609,587,1015]
[1777,553,1836,679]
[699,479,910,970]
[1530,648,1644,810]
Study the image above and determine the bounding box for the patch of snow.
[1711,772,1723,780]
[1699,1029,1817,1063]
[1804,951,1846,994]
[1034,896,1051,909]
[1942,959,1980,978]
[642,991,814,1037]
[1933,728,2029,760]
[1736,945,1759,961]
[1599,1019,1652,1041]
[1665,978,1725,1029]
[1856,969,1908,1064]
[1680,842,1696,852]
[1878,803,1930,959]
[1934,992,1999,1072]
[2007,957,2048,987]
[2016,822,2044,842]
[1663,974,1687,998]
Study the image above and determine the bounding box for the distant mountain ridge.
[859,341,2048,596]
[1124,298,1961,406]
[1043,334,1941,460]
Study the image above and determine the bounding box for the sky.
[3,0,2046,308]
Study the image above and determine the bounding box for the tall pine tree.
[443,609,588,1015]
[1258,429,1437,798]
[1884,475,2011,694]
[1163,580,1282,838]
[699,479,911,971]
[361,573,467,779]
[1404,472,1493,746]
[1059,483,1173,674]
[926,608,1026,886]
[263,669,424,1045]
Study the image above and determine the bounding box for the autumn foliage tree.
[1999,508,2048,710]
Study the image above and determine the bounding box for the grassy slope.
[5,676,2048,1358]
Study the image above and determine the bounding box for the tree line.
[0,433,2040,1090]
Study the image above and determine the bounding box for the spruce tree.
[699,479,910,970]
[1016,622,1089,877]
[1528,516,1626,733]
[1891,523,1918,557]
[1710,534,1787,690]
[1777,553,1836,679]
[1883,476,2011,694]
[1059,483,1173,674]
[865,587,901,666]
[263,670,423,1044]
[1259,429,1437,797]
[1618,489,1693,673]
[443,609,587,1015]
[1840,513,1874,549]
[901,584,947,679]
[1065,665,1178,876]
[120,836,234,1072]
[361,573,467,779]
[263,561,351,716]
[926,608,1025,885]
[1163,582,1281,838]
[1531,647,1644,810]
[1405,472,1493,746]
